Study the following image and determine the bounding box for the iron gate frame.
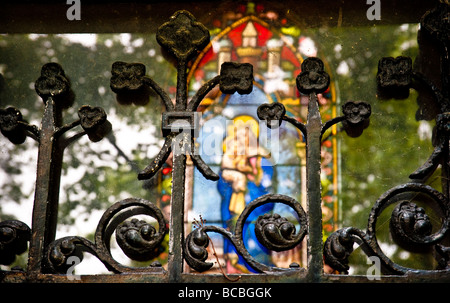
[0,2,449,283]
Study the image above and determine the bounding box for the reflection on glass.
[189,3,337,273]
[0,3,432,275]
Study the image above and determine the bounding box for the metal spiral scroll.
[46,198,167,274]
[0,220,31,266]
[324,183,450,275]
[184,194,308,273]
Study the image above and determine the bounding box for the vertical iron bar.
[175,61,188,111]
[168,150,186,282]
[441,44,449,102]
[441,45,449,199]
[305,92,324,281]
[443,138,449,200]
[27,97,63,275]
[168,60,189,282]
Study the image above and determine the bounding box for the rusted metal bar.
[293,56,332,281]
[27,96,63,276]
[168,152,187,282]
[305,92,324,281]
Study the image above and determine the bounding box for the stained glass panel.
[185,3,338,273]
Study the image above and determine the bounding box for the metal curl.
[0,220,31,266]
[325,183,450,275]
[115,218,165,262]
[323,227,362,274]
[95,198,167,272]
[183,227,214,272]
[236,194,307,252]
[368,183,449,250]
[45,236,93,274]
[46,198,167,274]
[184,194,307,273]
[324,226,405,275]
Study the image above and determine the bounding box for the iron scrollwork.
[0,2,448,282]
[46,198,167,273]
[324,2,450,276]
[184,54,371,276]
[0,220,31,266]
[0,62,112,273]
[184,194,308,273]
[0,60,170,273]
[45,10,259,276]
[109,12,254,183]
[324,184,449,274]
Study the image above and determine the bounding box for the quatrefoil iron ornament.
[156,10,210,62]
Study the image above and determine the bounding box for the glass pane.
[0,1,441,276]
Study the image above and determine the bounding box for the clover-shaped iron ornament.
[296,57,330,94]
[110,61,146,92]
[0,63,112,271]
[219,62,254,95]
[2,63,112,146]
[156,10,210,62]
[0,107,27,144]
[34,62,74,108]
[110,61,152,105]
[342,101,371,125]
[78,105,112,142]
[341,101,371,138]
[256,102,286,128]
[111,11,257,183]
[376,56,413,99]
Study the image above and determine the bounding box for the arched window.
[182,8,339,273]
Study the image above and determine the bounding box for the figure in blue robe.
[217,121,274,273]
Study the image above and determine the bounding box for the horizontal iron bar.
[3,271,450,283]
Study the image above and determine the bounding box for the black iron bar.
[305,92,324,281]
[27,97,63,276]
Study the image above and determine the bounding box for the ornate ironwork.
[324,2,450,276]
[1,61,113,276]
[183,52,372,280]
[0,221,30,266]
[45,198,167,274]
[185,194,308,274]
[0,4,449,283]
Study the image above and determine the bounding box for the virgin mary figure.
[217,115,274,273]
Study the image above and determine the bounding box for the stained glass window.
[180,3,339,273]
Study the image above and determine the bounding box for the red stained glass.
[162,167,172,175]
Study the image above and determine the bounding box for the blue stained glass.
[193,166,222,222]
[225,85,268,106]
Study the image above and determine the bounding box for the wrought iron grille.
[0,3,449,283]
